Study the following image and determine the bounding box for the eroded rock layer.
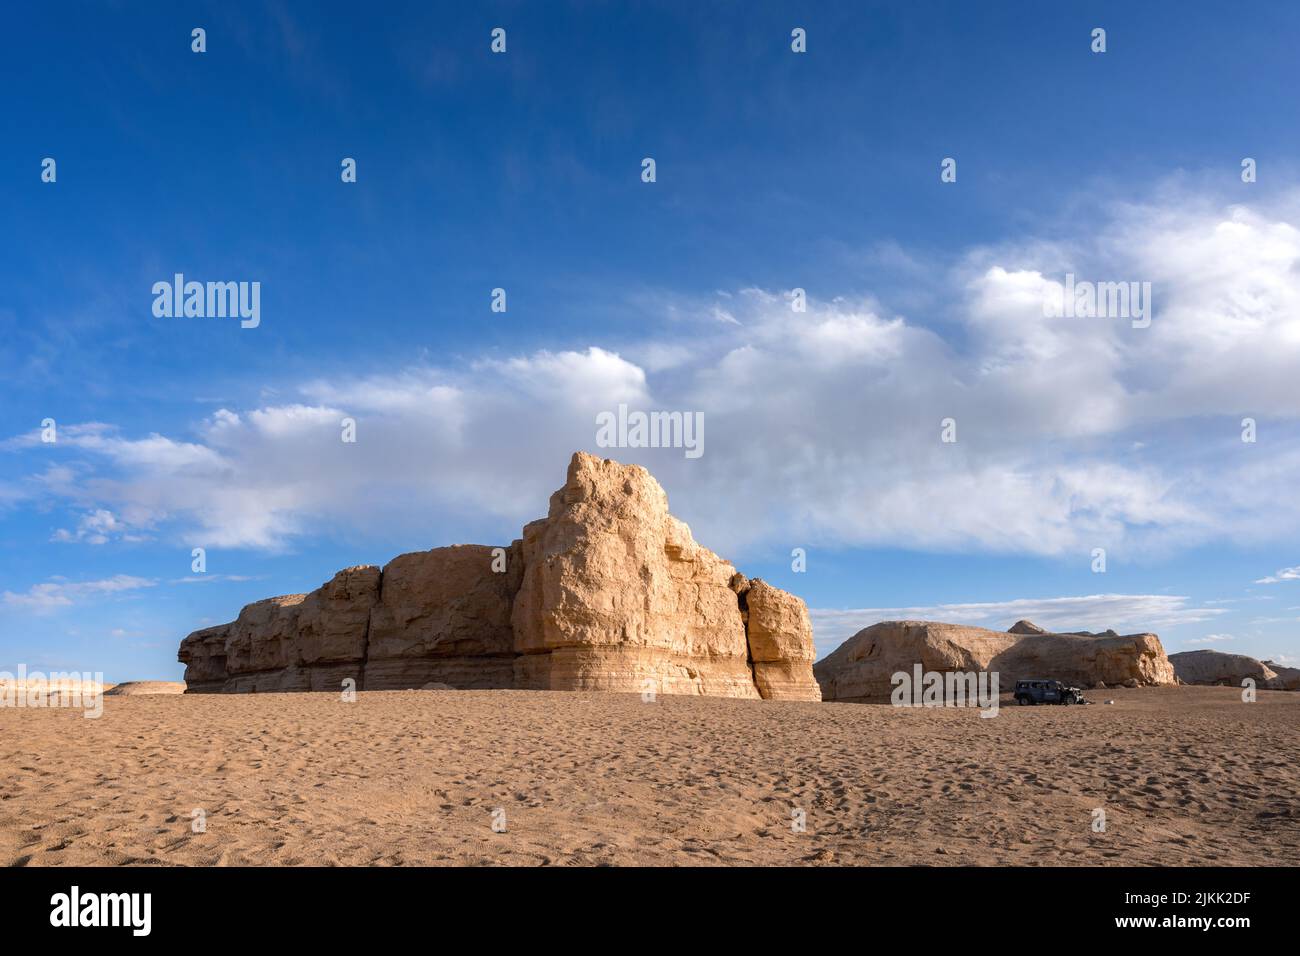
[178,452,820,700]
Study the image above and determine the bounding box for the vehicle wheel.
[1063,696,1073,705]
[1017,696,1031,706]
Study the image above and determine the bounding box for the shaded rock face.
[1262,661,1300,691]
[814,620,1176,703]
[1170,649,1295,690]
[178,453,819,701]
[177,624,231,693]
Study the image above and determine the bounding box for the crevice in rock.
[730,574,761,697]
[357,566,383,691]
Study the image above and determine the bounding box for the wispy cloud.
[809,594,1225,658]
[168,574,262,585]
[1187,633,1235,645]
[50,508,153,545]
[1255,565,1300,584]
[1,575,158,612]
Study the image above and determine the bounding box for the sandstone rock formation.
[512,454,764,698]
[176,624,231,693]
[1169,649,1296,690]
[179,452,820,701]
[1262,660,1300,691]
[814,620,1176,703]
[215,566,381,694]
[366,544,522,690]
[104,681,187,696]
[743,579,822,701]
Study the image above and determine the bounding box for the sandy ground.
[1,685,1296,866]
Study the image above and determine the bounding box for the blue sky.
[3,1,1300,680]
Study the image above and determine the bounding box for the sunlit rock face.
[179,453,820,701]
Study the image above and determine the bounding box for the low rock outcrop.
[178,452,820,701]
[814,620,1176,703]
[1169,649,1296,690]
[104,681,187,696]
[1262,660,1300,691]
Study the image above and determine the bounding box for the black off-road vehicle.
[1014,679,1086,705]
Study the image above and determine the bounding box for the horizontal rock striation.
[179,452,820,701]
[814,619,1176,703]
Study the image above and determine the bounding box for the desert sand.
[2,685,1296,866]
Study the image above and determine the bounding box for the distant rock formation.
[179,452,820,701]
[1169,649,1296,690]
[1262,660,1300,691]
[814,620,1176,703]
[104,681,186,696]
[0,676,106,700]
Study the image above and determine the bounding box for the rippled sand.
[2,685,1296,866]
